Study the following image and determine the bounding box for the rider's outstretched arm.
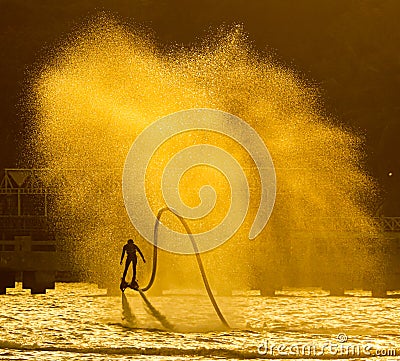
[120,246,126,265]
[137,246,146,263]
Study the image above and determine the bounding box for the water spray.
[29,16,381,310]
[138,289,175,331]
[121,292,137,327]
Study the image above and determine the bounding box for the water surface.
[0,283,399,360]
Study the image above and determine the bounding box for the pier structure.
[0,169,58,293]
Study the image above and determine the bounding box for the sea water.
[0,283,399,360]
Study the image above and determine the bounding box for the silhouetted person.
[120,239,146,284]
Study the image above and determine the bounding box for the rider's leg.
[131,258,138,284]
[122,257,131,281]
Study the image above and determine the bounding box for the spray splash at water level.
[26,15,381,293]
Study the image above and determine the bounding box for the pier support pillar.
[23,271,55,294]
[0,271,16,294]
[260,286,276,296]
[371,286,387,298]
[329,288,345,296]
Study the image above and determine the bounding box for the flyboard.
[120,279,139,292]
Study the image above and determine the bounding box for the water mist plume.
[25,14,382,292]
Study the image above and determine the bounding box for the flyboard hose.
[139,207,230,329]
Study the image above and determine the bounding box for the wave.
[0,341,398,359]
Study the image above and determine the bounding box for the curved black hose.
[140,206,230,329]
[139,208,162,292]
